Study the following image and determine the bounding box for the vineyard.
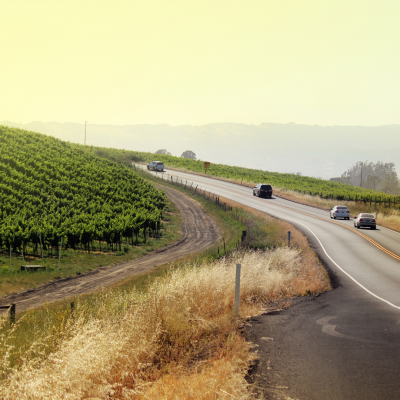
[0,126,167,254]
[85,146,400,206]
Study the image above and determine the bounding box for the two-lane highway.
[147,166,400,308]
[143,166,400,399]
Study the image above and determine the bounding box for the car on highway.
[147,161,164,171]
[253,183,273,198]
[330,205,350,220]
[354,213,376,229]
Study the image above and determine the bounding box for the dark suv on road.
[253,184,273,198]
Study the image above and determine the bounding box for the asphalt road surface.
[142,166,400,400]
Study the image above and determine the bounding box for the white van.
[147,161,164,171]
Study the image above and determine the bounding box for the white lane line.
[380,225,400,236]
[145,167,400,309]
[265,209,400,311]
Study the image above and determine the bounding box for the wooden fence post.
[10,304,15,325]
[234,264,241,316]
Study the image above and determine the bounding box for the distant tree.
[381,172,400,194]
[155,149,171,155]
[365,175,381,191]
[181,150,196,160]
[335,161,399,194]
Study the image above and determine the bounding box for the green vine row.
[0,126,166,252]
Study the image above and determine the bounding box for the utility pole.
[360,162,363,187]
[84,121,87,145]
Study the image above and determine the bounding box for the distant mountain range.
[2,120,399,180]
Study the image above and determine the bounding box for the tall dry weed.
[0,248,328,399]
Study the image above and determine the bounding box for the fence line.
[138,166,250,260]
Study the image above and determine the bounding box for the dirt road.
[0,187,219,312]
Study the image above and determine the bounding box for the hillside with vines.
[0,126,166,254]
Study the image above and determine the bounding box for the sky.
[1,0,400,126]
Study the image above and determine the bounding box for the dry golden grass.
[377,209,400,231]
[141,338,252,400]
[0,246,329,399]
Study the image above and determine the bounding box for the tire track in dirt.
[0,187,220,312]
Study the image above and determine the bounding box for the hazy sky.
[2,1,399,126]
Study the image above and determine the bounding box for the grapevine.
[0,126,167,254]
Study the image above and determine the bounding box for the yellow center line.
[167,170,400,262]
[265,201,400,262]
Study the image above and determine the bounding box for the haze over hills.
[2,121,399,180]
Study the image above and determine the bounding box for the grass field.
[0,174,330,398]
[0,246,328,399]
[0,172,247,376]
[0,137,332,398]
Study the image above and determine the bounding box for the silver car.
[354,213,376,229]
[147,161,164,171]
[330,205,350,220]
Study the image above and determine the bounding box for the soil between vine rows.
[0,187,220,312]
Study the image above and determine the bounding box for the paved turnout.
[142,166,400,400]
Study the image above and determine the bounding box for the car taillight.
[346,210,349,213]
[372,219,376,222]
[360,218,364,222]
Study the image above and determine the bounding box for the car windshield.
[157,163,163,165]
[261,185,271,190]
[337,207,348,210]
[361,214,374,218]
